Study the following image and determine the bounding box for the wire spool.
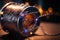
[0,2,40,37]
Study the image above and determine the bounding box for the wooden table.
[0,22,60,40]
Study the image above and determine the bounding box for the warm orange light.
[25,2,29,5]
[30,32,33,35]
[48,7,53,15]
[38,6,43,16]
[0,11,4,15]
[34,4,43,16]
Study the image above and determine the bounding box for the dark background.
[0,0,60,12]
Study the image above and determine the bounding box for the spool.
[1,2,40,37]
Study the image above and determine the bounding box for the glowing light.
[38,6,43,16]
[25,2,29,5]
[0,11,4,15]
[24,29,28,33]
[48,7,53,15]
[21,14,24,16]
[30,32,33,35]
[35,18,38,21]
